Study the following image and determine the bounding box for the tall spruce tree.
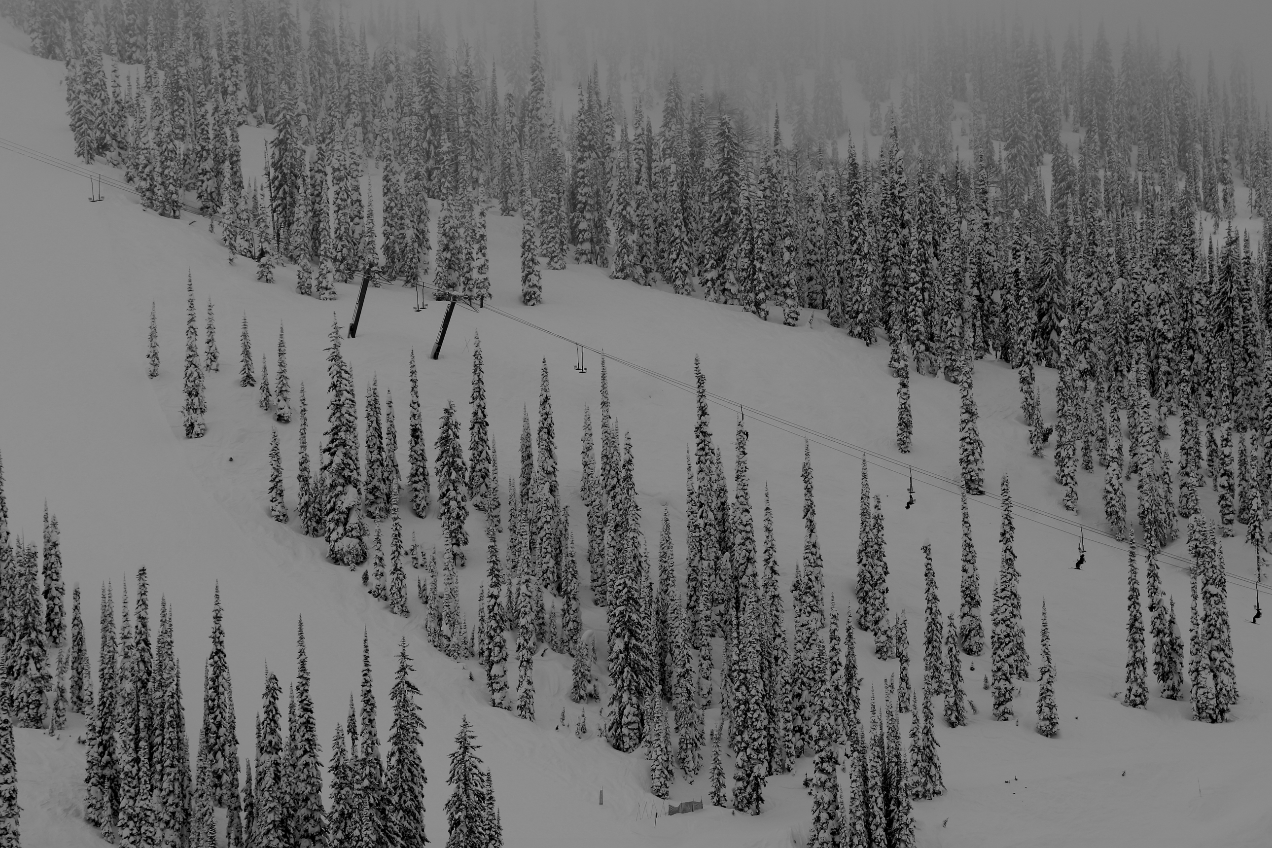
[959,348,985,494]
[147,302,160,378]
[1123,542,1148,708]
[1036,600,1058,736]
[408,351,432,518]
[468,333,493,508]
[183,276,208,438]
[387,639,428,848]
[321,316,367,566]
[444,716,491,848]
[436,401,469,568]
[240,313,255,387]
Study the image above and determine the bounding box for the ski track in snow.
[1,20,1272,848]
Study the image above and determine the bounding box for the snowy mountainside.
[0,21,1271,848]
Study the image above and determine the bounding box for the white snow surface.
[2,22,1272,848]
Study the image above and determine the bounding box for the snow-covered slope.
[1,22,1271,848]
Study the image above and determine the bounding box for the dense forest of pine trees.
[0,0,1267,840]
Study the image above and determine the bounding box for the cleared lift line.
[477,300,1261,595]
[2,133,1257,594]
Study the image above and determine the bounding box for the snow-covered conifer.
[408,351,431,518]
[897,364,912,453]
[0,713,17,846]
[926,544,946,696]
[1123,542,1148,708]
[708,735,726,807]
[806,679,843,845]
[483,507,509,709]
[801,442,825,627]
[569,636,597,704]
[649,703,673,800]
[959,349,985,494]
[1036,600,1058,736]
[468,333,493,508]
[387,639,428,848]
[520,217,542,305]
[321,317,367,566]
[274,326,291,423]
[895,614,911,711]
[42,511,64,645]
[259,353,273,412]
[240,313,255,387]
[998,476,1028,677]
[444,716,490,848]
[436,401,469,567]
[183,278,207,438]
[296,385,320,536]
[943,612,966,727]
[147,302,159,378]
[958,489,983,655]
[388,501,409,616]
[515,578,536,721]
[268,430,287,523]
[364,378,388,521]
[69,586,89,713]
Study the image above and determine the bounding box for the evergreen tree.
[42,511,65,646]
[444,716,491,848]
[436,401,469,568]
[290,619,325,848]
[520,217,542,305]
[998,476,1028,677]
[468,334,493,508]
[1104,414,1128,541]
[240,313,255,387]
[269,430,287,523]
[959,349,985,494]
[894,614,911,711]
[1124,542,1148,708]
[409,351,432,518]
[708,735,726,807]
[9,543,48,728]
[730,572,768,815]
[958,489,984,655]
[183,277,208,438]
[275,326,292,424]
[253,669,287,848]
[357,632,391,848]
[515,576,536,722]
[943,612,966,727]
[806,678,844,847]
[1036,600,1058,736]
[897,363,913,453]
[649,703,673,800]
[198,585,239,813]
[297,385,320,537]
[321,317,367,566]
[147,302,160,378]
[570,636,598,704]
[365,378,388,521]
[387,639,428,848]
[260,354,274,413]
[388,500,409,616]
[910,676,944,800]
[483,506,509,709]
[801,442,825,627]
[69,585,89,713]
[0,713,17,848]
[671,599,703,780]
[327,719,355,848]
[922,544,945,695]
